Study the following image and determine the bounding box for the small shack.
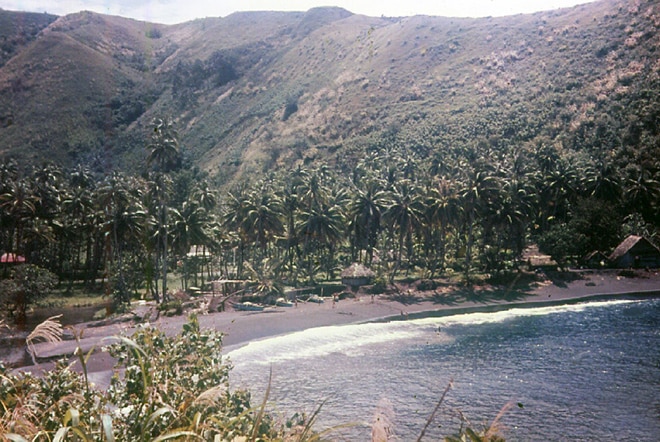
[582,250,609,268]
[608,235,660,268]
[522,244,557,269]
[341,263,375,291]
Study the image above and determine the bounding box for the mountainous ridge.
[0,0,658,188]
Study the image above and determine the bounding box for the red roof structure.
[0,253,26,263]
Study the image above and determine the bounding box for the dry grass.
[25,315,63,365]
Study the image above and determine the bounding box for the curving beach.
[16,269,660,387]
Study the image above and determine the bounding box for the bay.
[227,297,660,441]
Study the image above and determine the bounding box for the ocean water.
[226,297,660,441]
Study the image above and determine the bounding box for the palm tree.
[61,180,95,286]
[383,179,425,282]
[534,154,579,229]
[96,172,146,306]
[147,117,181,173]
[146,117,181,302]
[582,157,622,204]
[222,186,251,277]
[169,200,212,288]
[500,175,536,261]
[423,176,460,277]
[191,181,218,280]
[0,178,38,256]
[32,163,63,222]
[296,201,344,282]
[624,166,660,223]
[243,185,285,257]
[347,178,387,264]
[456,161,500,279]
[192,181,217,212]
[278,178,303,281]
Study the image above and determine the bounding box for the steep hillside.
[0,9,57,67]
[0,0,658,186]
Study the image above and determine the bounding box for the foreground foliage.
[0,316,313,441]
[0,316,510,441]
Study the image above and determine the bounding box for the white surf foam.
[225,299,640,366]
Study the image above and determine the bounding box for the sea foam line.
[412,298,638,327]
[226,299,640,366]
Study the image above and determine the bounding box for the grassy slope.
[0,0,658,185]
[184,0,660,186]
[0,9,57,67]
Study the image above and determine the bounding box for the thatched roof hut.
[341,263,375,288]
[608,235,660,268]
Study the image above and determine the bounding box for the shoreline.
[220,289,660,357]
[12,269,660,384]
[217,278,660,351]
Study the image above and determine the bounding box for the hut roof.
[609,235,660,260]
[341,263,375,279]
[583,250,608,261]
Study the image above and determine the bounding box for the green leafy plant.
[0,264,57,323]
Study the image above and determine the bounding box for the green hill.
[0,0,658,187]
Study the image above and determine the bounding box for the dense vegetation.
[1,111,658,313]
[2,4,659,439]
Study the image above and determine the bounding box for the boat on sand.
[232,302,266,311]
[276,298,294,307]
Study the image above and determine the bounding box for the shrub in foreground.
[0,315,312,441]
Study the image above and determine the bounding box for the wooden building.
[608,235,660,268]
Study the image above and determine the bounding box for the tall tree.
[0,178,37,256]
[384,180,424,282]
[296,201,344,283]
[146,117,181,302]
[423,176,460,277]
[96,172,146,307]
[348,178,386,265]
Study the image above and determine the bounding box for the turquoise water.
[227,297,660,441]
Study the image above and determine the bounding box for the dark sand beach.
[12,269,660,387]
